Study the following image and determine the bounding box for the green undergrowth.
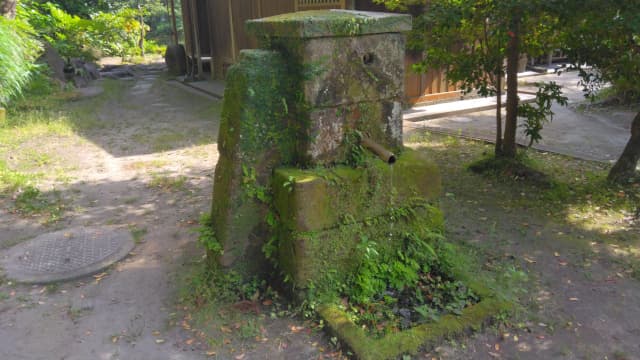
[318,238,517,360]
[338,234,481,339]
[175,251,297,354]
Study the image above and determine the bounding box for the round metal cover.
[0,226,135,284]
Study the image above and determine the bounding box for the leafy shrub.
[19,1,144,60]
[0,16,42,106]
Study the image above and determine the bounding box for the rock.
[100,65,136,79]
[165,44,187,75]
[40,43,66,82]
[83,62,100,80]
[67,58,101,88]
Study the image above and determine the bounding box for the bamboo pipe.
[361,137,396,165]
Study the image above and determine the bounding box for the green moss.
[319,297,510,360]
[272,147,441,232]
[278,202,444,294]
[210,49,312,275]
[246,10,412,39]
[317,251,512,360]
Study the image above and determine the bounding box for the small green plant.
[195,213,223,255]
[149,173,187,192]
[241,165,270,202]
[13,186,65,222]
[338,230,479,337]
[45,283,60,294]
[128,225,147,244]
[345,130,367,167]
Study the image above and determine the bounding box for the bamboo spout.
[361,137,396,164]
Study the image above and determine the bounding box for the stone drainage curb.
[0,226,135,284]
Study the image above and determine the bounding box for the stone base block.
[272,148,441,232]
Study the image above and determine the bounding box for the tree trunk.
[0,0,17,19]
[608,111,640,183]
[495,73,503,155]
[502,16,521,158]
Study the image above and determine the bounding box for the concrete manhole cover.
[0,226,135,284]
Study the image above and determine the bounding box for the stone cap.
[246,10,412,39]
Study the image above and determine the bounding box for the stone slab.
[273,148,442,232]
[404,93,537,122]
[306,101,403,163]
[246,10,411,39]
[277,204,444,292]
[302,33,406,108]
[0,226,135,284]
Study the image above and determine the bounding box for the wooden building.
[179,0,460,104]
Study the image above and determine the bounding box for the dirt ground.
[1,66,639,360]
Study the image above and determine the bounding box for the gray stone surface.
[303,34,406,107]
[40,43,66,82]
[247,10,411,39]
[0,226,135,284]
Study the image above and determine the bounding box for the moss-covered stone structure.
[210,10,507,359]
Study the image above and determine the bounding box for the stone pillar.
[247,10,412,165]
[211,10,413,277]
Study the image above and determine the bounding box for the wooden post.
[228,0,238,62]
[169,0,179,45]
[138,2,145,57]
[190,0,203,78]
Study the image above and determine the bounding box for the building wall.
[181,0,460,104]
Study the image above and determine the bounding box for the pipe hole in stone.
[362,53,375,65]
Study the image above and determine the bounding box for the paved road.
[404,71,636,163]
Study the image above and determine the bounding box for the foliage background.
[0,15,42,106]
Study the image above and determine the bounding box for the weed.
[0,292,9,301]
[149,173,188,192]
[125,160,168,171]
[129,225,147,244]
[13,186,65,223]
[45,283,60,294]
[152,132,187,152]
[195,213,223,255]
[123,196,138,205]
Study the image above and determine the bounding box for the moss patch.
[246,10,411,39]
[272,147,441,232]
[317,254,512,360]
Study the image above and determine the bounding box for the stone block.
[305,101,403,164]
[302,34,406,108]
[277,204,444,292]
[211,49,298,275]
[273,147,442,233]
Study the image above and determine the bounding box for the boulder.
[40,43,65,82]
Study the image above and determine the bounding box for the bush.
[19,1,144,60]
[0,16,42,106]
